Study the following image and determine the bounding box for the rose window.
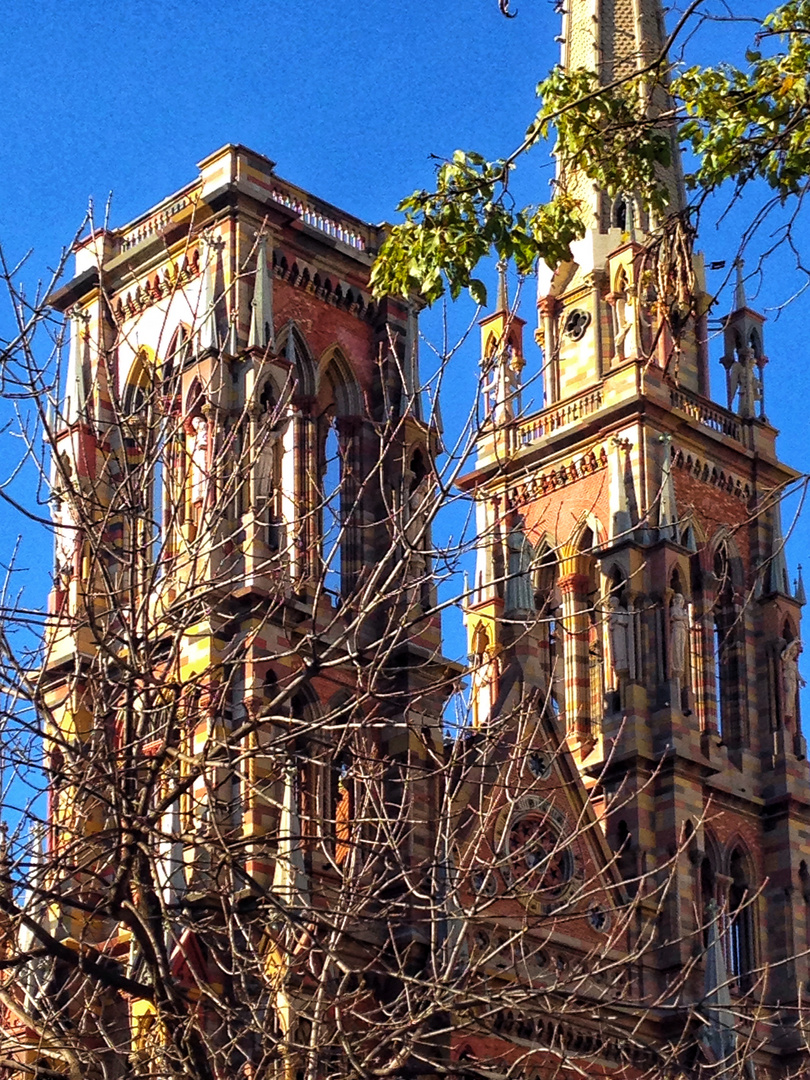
[508,815,574,896]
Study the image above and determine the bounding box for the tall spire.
[767,498,791,596]
[702,902,737,1067]
[557,0,686,233]
[495,260,509,314]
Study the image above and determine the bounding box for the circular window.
[471,868,497,896]
[527,752,552,780]
[588,905,610,932]
[508,815,574,896]
[563,309,591,341]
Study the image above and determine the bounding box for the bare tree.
[0,144,807,1080]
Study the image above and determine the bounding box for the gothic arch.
[533,535,559,599]
[709,530,745,593]
[318,346,362,417]
[707,533,746,744]
[613,265,629,294]
[184,377,205,421]
[277,321,316,398]
[559,512,604,575]
[163,324,191,382]
[726,842,758,990]
[121,346,155,417]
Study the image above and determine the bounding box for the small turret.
[478,263,525,427]
[720,260,768,420]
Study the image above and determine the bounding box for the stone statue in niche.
[189,415,209,513]
[482,343,521,425]
[607,597,632,679]
[255,431,278,503]
[610,274,637,362]
[727,351,762,419]
[669,593,689,678]
[781,639,805,720]
[472,648,499,727]
[505,516,535,613]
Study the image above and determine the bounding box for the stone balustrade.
[518,388,603,447]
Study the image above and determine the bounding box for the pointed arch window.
[405,448,431,608]
[728,848,756,991]
[164,324,191,388]
[535,547,562,716]
[254,378,283,551]
[119,353,176,576]
[315,354,362,598]
[570,525,602,742]
[321,412,343,594]
[712,544,741,743]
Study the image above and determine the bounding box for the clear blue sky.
[1,0,808,681]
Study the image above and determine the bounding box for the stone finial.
[767,500,791,596]
[796,565,806,606]
[610,436,633,540]
[733,257,746,312]
[198,233,226,353]
[496,260,509,314]
[702,901,737,1065]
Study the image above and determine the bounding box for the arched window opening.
[311,353,362,595]
[749,329,762,360]
[290,692,315,842]
[728,848,755,991]
[406,449,431,607]
[613,196,628,231]
[164,325,190,389]
[581,531,602,741]
[713,546,739,741]
[535,548,562,716]
[321,413,343,595]
[609,566,626,606]
[255,379,282,551]
[226,665,246,833]
[122,371,149,420]
[122,355,176,575]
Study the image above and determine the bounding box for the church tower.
[461,0,810,1065]
[34,145,449,1075]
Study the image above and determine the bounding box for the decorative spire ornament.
[248,231,275,351]
[198,233,226,353]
